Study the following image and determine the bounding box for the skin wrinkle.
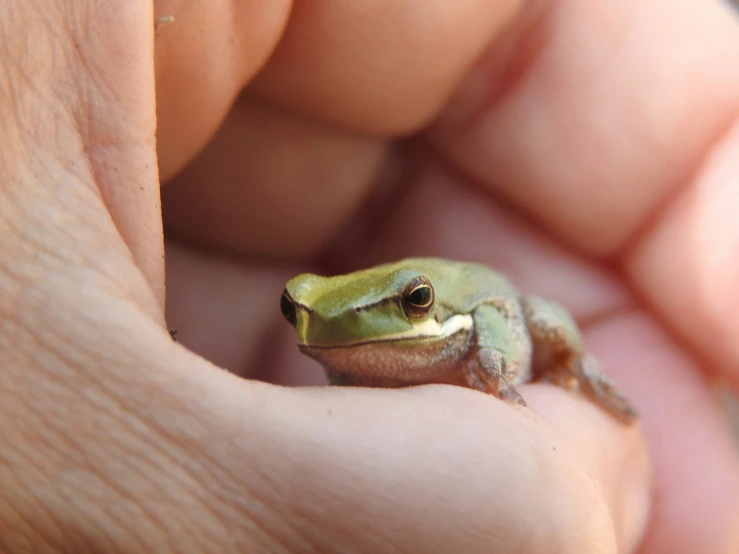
[27,185,163,321]
[64,5,165,307]
[6,446,104,553]
[71,444,173,549]
[229,482,298,554]
[55,499,138,554]
[1,6,89,163]
[206,428,331,552]
[0,173,132,325]
[0,471,63,552]
[2,347,176,551]
[33,357,228,552]
[0,82,62,173]
[2,5,56,93]
[67,343,297,551]
[4,290,231,550]
[287,492,364,553]
[178,428,298,551]
[82,494,157,553]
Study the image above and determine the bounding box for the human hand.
[2,1,738,552]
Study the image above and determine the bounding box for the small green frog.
[281,258,637,424]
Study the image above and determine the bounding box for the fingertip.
[260,384,646,552]
[521,383,652,553]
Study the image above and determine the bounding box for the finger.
[432,0,739,256]
[154,0,292,180]
[625,119,739,389]
[249,0,522,134]
[162,96,386,258]
[225,381,649,553]
[430,1,739,388]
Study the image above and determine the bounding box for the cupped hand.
[2,1,738,552]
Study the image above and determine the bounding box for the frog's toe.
[499,384,527,406]
[464,349,527,407]
[573,354,639,425]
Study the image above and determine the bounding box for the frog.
[280,257,637,425]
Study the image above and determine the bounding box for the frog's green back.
[285,257,519,319]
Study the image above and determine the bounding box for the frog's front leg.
[522,295,638,424]
[465,303,530,406]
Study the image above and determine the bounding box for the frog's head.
[280,265,442,349]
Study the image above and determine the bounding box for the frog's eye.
[402,277,435,318]
[280,290,297,327]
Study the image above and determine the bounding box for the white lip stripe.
[361,313,473,343]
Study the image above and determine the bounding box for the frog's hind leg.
[522,295,638,425]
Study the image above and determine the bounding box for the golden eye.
[280,290,297,327]
[402,277,434,318]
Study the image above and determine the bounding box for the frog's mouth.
[296,313,474,349]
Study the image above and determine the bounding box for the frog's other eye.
[402,277,435,318]
[280,291,297,326]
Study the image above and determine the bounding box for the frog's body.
[281,258,637,424]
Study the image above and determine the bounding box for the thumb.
[199,383,651,553]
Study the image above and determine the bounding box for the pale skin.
[1,1,739,554]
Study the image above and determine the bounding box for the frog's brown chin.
[298,328,472,386]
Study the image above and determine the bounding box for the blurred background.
[724,0,738,446]
[723,386,739,445]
